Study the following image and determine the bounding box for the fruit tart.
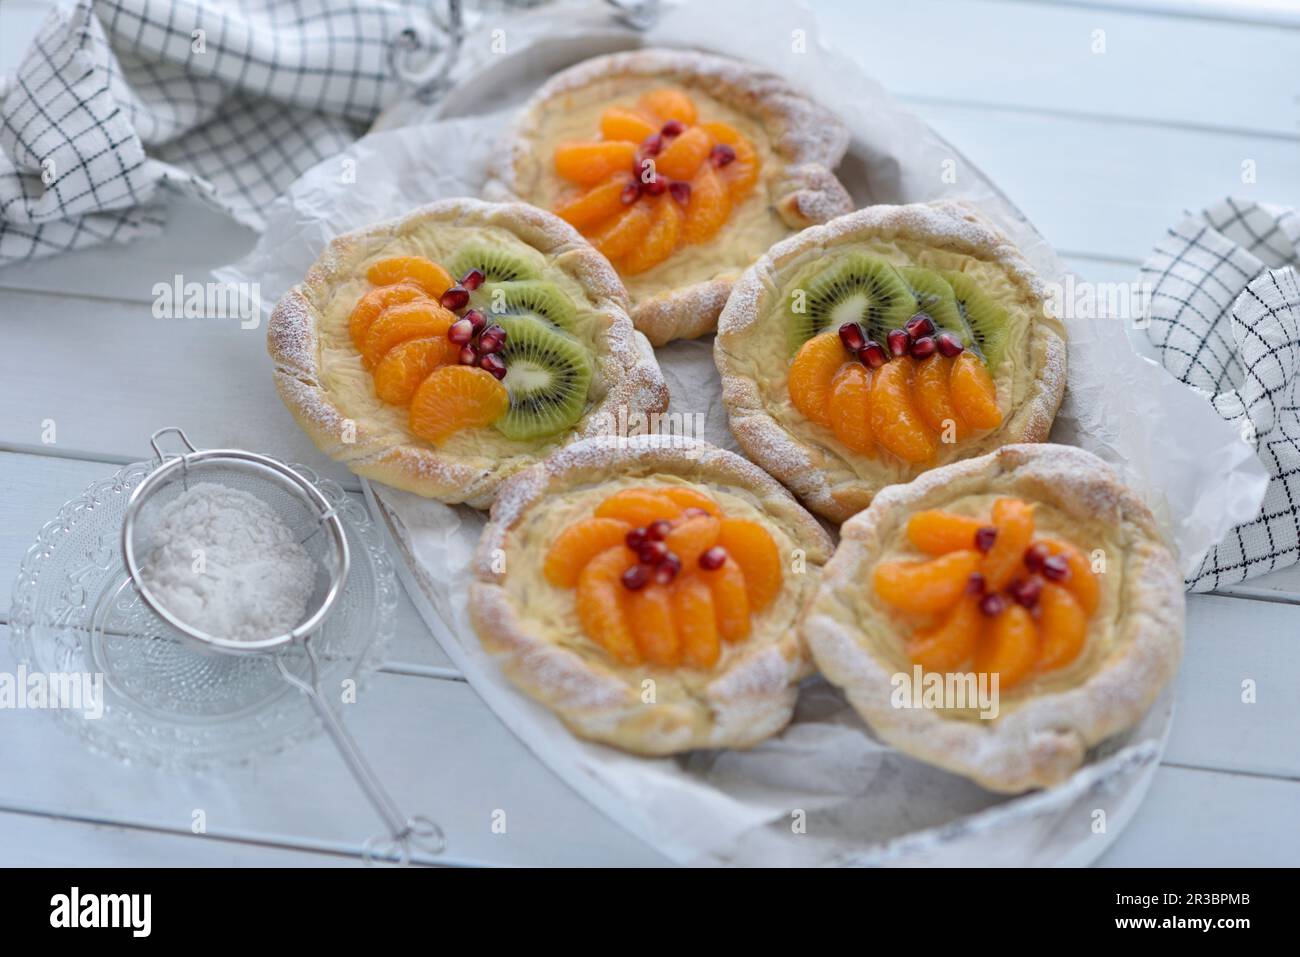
[715,202,1068,523]
[469,434,834,754]
[268,198,668,506]
[803,444,1183,793]
[488,48,853,346]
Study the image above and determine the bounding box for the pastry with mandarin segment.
[469,434,834,754]
[803,444,1183,793]
[715,202,1068,523]
[488,49,853,346]
[268,198,669,506]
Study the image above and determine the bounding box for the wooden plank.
[1097,765,1300,866]
[0,631,665,867]
[845,0,1300,135]
[0,450,454,671]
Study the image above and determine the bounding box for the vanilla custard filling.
[736,238,1041,483]
[516,77,791,303]
[314,222,614,461]
[500,474,813,696]
[845,495,1124,719]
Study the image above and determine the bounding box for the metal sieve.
[120,428,443,863]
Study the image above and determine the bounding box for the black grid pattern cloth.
[1143,197,1300,591]
[0,0,434,263]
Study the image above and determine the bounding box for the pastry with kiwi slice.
[267,198,669,507]
[714,202,1067,523]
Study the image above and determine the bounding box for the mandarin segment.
[576,546,641,665]
[716,518,782,611]
[682,163,731,245]
[618,195,683,275]
[658,486,720,515]
[907,594,982,673]
[638,88,698,125]
[673,576,721,669]
[973,602,1038,690]
[593,487,683,527]
[408,365,509,445]
[950,351,1002,431]
[554,140,639,185]
[788,330,848,428]
[912,355,968,440]
[655,126,712,180]
[827,362,875,455]
[372,336,456,405]
[361,300,455,368]
[869,355,938,463]
[348,283,428,349]
[665,514,721,567]
[981,498,1035,590]
[906,510,986,556]
[873,550,981,616]
[599,106,658,143]
[1041,537,1101,615]
[627,583,681,666]
[698,121,760,201]
[554,174,633,230]
[543,518,633,588]
[1037,582,1087,672]
[365,256,453,297]
[587,200,654,260]
[703,558,751,642]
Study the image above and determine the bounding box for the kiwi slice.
[895,266,964,336]
[476,279,578,332]
[448,242,542,283]
[939,270,1013,368]
[786,252,917,350]
[492,314,593,442]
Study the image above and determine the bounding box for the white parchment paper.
[220,0,1264,865]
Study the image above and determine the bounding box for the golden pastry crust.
[468,434,835,755]
[487,47,853,346]
[267,198,669,507]
[803,443,1184,793]
[715,201,1069,523]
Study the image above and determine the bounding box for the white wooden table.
[1,0,1298,867]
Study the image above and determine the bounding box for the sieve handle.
[277,638,445,865]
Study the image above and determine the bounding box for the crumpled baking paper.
[220,0,1257,865]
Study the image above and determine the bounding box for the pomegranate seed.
[479,325,507,354]
[1009,577,1043,608]
[910,335,937,360]
[904,312,936,339]
[661,120,685,137]
[642,176,666,196]
[639,540,669,565]
[1041,555,1071,582]
[838,322,867,352]
[640,133,663,157]
[887,328,910,357]
[654,553,682,584]
[936,332,965,357]
[479,353,507,379]
[698,546,728,571]
[441,286,469,311]
[458,344,478,366]
[621,564,651,591]
[859,341,888,368]
[709,143,736,167]
[646,519,673,541]
[459,268,485,292]
[626,527,648,551]
[979,593,1006,617]
[669,181,691,204]
[974,525,998,553]
[965,572,986,595]
[448,318,475,345]
[683,507,709,518]
[463,308,487,333]
[1023,543,1051,571]
[620,183,641,204]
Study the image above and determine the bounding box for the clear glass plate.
[8,460,397,771]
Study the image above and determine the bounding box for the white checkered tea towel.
[1143,197,1300,591]
[0,0,444,263]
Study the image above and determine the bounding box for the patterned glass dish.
[8,459,397,771]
